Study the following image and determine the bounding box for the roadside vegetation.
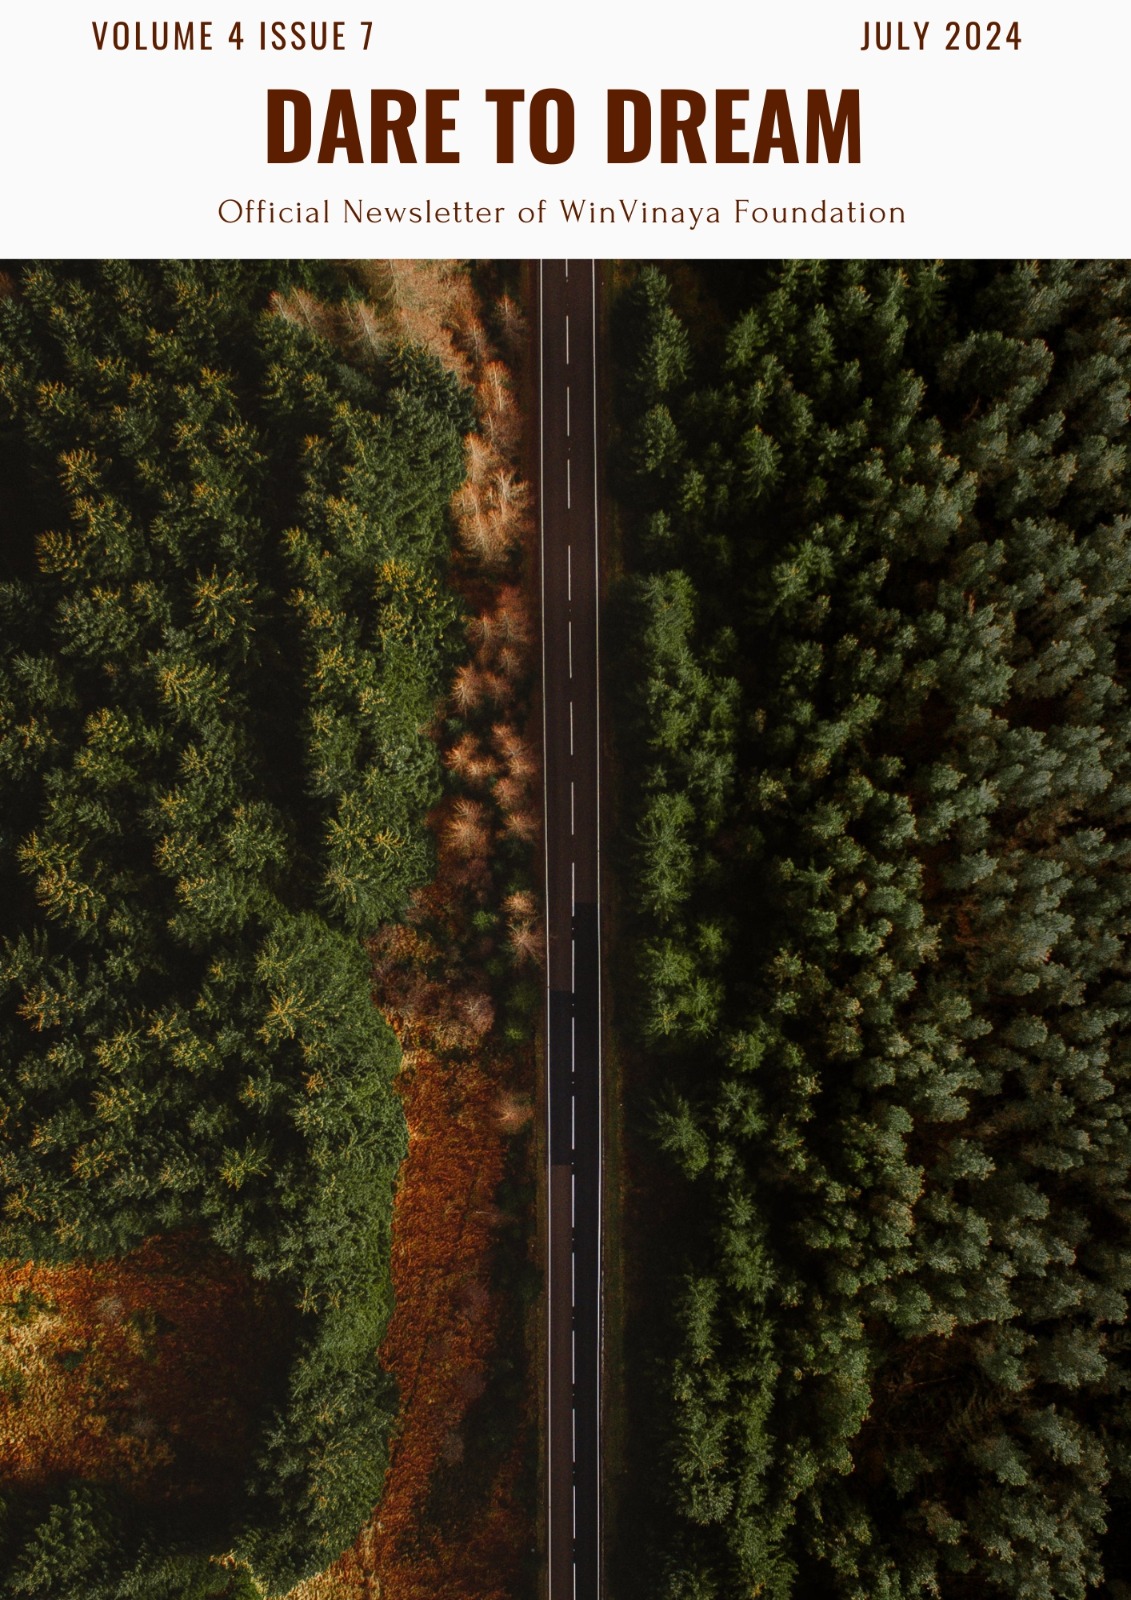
[0,258,484,1596]
[610,259,1131,1600]
[284,260,543,1600]
[0,1237,275,1502]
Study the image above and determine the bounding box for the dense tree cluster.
[333,263,542,1600]
[0,261,470,1594]
[613,260,1131,1599]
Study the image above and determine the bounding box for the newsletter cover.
[1,6,1129,1600]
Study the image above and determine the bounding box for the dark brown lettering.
[530,89,574,164]
[660,90,708,163]
[753,90,798,163]
[715,89,750,163]
[425,90,459,164]
[486,89,525,162]
[607,89,651,162]
[371,90,418,163]
[317,89,364,163]
[267,89,311,163]
[806,89,861,163]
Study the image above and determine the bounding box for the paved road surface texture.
[539,259,603,1600]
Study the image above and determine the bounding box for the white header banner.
[1,0,1126,257]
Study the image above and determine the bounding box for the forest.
[284,261,544,1600]
[0,259,472,1596]
[610,259,1131,1600]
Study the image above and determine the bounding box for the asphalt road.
[538,259,603,1600]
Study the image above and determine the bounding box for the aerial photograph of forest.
[0,260,539,1600]
[607,259,1131,1600]
[0,256,1129,1600]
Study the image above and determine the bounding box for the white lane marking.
[570,781,575,836]
[567,457,571,510]
[571,860,575,916]
[571,1078,576,1147]
[570,701,574,755]
[567,384,571,437]
[565,259,569,281]
[572,1251,576,1307]
[540,263,603,1600]
[571,934,575,992]
[572,1481,577,1535]
[568,619,573,679]
[536,259,556,1590]
[567,544,572,600]
[590,252,606,1600]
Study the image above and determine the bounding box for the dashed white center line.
[544,262,602,1600]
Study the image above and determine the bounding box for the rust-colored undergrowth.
[0,1234,278,1502]
[286,262,540,1600]
[1,262,538,1598]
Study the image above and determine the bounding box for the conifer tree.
[613,259,1131,1600]
[0,259,470,1591]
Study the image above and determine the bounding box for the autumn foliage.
[0,259,537,1598]
[286,262,540,1600]
[0,1235,278,1503]
[0,258,473,1592]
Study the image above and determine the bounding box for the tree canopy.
[612,260,1131,1600]
[0,260,470,1594]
